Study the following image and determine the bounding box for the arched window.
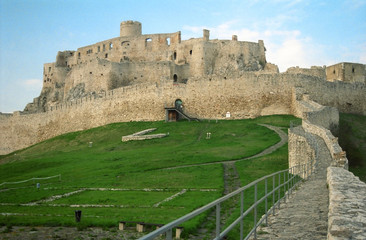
[173,74,178,82]
[175,99,183,109]
[166,38,171,46]
[173,51,177,60]
[121,41,130,48]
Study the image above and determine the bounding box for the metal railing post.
[283,172,286,202]
[216,203,221,238]
[278,173,281,209]
[254,183,257,239]
[272,175,275,215]
[287,169,290,199]
[265,178,268,226]
[166,228,172,240]
[240,191,244,240]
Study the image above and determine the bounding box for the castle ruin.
[0,20,365,155]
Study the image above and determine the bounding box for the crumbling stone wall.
[23,21,268,114]
[288,90,366,238]
[326,62,366,83]
[1,71,366,155]
[288,126,316,178]
[327,167,366,240]
[302,120,348,169]
[286,65,326,79]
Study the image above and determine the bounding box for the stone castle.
[0,20,365,155]
[0,20,365,238]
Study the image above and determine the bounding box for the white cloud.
[21,79,43,91]
[24,79,42,86]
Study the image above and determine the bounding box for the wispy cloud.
[20,79,43,91]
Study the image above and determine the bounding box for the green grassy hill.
[339,113,366,182]
[0,115,296,235]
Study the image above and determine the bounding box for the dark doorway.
[173,74,178,82]
[168,110,178,121]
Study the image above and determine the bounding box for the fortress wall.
[304,106,339,135]
[287,90,365,238]
[297,79,366,115]
[286,66,326,79]
[327,167,366,240]
[288,127,316,178]
[302,120,348,169]
[1,72,365,155]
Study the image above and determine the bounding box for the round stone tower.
[120,20,142,37]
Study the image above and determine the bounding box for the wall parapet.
[288,126,317,178]
[302,120,348,169]
[327,167,366,240]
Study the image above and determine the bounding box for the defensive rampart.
[1,72,366,155]
[288,90,365,239]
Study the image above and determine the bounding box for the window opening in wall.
[175,99,183,109]
[103,44,106,51]
[49,67,51,72]
[98,46,100,52]
[352,67,355,73]
[78,52,81,58]
[109,43,113,50]
[190,50,192,55]
[173,51,177,60]
[166,37,171,46]
[145,38,152,47]
[105,53,108,58]
[333,70,336,74]
[173,74,178,82]
[122,41,130,49]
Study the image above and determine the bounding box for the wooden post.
[119,222,126,231]
[137,223,145,232]
[176,227,184,239]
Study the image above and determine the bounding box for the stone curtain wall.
[327,167,366,240]
[1,72,366,155]
[288,127,316,178]
[289,89,365,238]
[302,120,348,169]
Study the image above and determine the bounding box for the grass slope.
[339,113,366,182]
[0,115,297,232]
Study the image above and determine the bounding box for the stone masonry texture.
[327,167,366,240]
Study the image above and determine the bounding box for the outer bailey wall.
[1,72,365,155]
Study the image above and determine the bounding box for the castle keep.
[0,20,365,155]
[24,20,266,113]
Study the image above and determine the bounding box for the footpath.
[254,135,332,240]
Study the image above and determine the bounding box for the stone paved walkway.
[253,135,332,240]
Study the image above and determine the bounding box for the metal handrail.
[139,161,314,240]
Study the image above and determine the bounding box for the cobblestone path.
[253,135,332,240]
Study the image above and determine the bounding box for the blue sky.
[1,0,365,113]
